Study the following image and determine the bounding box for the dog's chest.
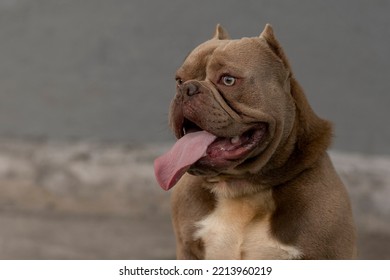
[193,190,301,260]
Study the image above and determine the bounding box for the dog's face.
[169,25,296,178]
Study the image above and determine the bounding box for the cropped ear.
[259,24,291,71]
[213,24,230,40]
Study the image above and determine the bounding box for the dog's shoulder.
[271,154,357,259]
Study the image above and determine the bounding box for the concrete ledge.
[0,139,389,259]
[0,140,170,218]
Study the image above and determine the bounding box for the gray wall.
[0,0,389,155]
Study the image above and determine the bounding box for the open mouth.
[154,118,268,190]
[182,118,267,165]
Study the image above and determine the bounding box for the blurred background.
[0,0,389,259]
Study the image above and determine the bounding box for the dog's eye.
[175,78,184,85]
[221,75,236,86]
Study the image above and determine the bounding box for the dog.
[154,24,356,259]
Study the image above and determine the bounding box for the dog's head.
[155,24,332,191]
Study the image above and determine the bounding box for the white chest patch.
[194,189,301,260]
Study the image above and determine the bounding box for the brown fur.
[170,24,356,259]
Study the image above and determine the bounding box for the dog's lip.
[186,123,267,170]
[206,125,267,159]
[206,123,267,160]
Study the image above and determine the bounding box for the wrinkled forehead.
[176,37,279,79]
[176,39,228,78]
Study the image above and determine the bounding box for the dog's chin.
[187,123,268,176]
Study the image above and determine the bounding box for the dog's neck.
[203,175,272,199]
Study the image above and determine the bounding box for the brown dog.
[154,24,356,259]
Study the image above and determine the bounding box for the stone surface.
[0,139,389,259]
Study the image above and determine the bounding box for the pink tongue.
[154,131,217,191]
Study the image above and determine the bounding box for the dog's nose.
[181,82,200,97]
